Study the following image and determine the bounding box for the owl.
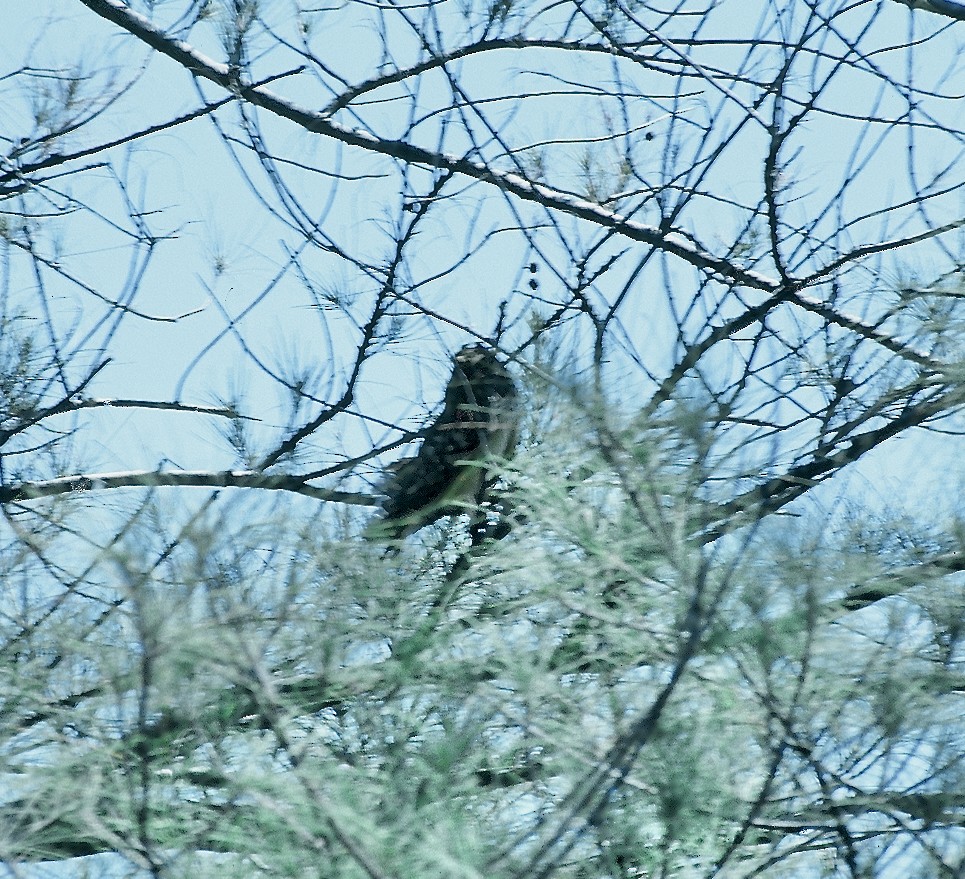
[365,345,519,541]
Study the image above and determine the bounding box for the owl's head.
[452,344,514,395]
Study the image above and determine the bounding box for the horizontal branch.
[0,469,374,506]
[777,790,965,828]
[2,396,255,448]
[74,397,258,419]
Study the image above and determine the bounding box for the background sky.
[1,1,962,542]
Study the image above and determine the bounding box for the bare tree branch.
[0,469,372,505]
[892,0,965,21]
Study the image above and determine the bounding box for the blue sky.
[1,1,962,517]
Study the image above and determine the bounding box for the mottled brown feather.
[366,345,519,540]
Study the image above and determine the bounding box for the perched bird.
[365,344,519,541]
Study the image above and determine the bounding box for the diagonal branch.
[76,0,947,377]
[707,384,965,538]
[74,0,778,290]
[891,0,965,21]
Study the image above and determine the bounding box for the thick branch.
[75,0,945,375]
[892,0,965,20]
[0,469,373,506]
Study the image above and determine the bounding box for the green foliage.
[3,379,965,877]
[0,315,43,430]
